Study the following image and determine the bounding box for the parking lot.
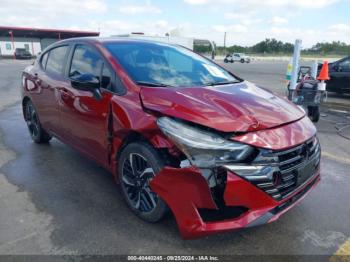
[0,59,350,257]
[221,60,350,109]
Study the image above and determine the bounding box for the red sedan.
[21,38,320,239]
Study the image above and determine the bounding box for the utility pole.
[224,32,227,55]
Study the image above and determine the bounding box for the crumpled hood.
[140,81,305,132]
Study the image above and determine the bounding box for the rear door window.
[46,46,69,75]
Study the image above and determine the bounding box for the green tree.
[217,39,349,56]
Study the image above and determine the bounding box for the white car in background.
[224,53,251,63]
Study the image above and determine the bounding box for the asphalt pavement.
[221,60,350,110]
[0,59,350,257]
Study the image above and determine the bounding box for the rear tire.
[240,59,245,63]
[118,142,168,222]
[24,100,52,143]
[224,58,228,63]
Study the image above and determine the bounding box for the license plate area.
[297,158,316,185]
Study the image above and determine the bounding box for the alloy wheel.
[122,153,159,213]
[25,103,39,138]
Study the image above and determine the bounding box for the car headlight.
[157,117,254,168]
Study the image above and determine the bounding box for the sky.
[0,0,349,48]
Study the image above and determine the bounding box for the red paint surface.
[21,38,320,239]
[140,82,305,132]
[231,116,317,150]
[151,168,320,239]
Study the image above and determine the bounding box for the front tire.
[24,100,52,143]
[118,142,168,222]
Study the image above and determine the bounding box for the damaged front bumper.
[150,164,320,239]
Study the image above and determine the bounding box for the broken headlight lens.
[157,117,254,168]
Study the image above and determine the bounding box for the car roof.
[56,36,179,47]
[40,36,190,60]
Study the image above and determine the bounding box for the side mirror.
[70,73,102,100]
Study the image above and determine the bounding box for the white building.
[0,26,99,58]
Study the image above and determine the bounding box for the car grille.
[251,137,321,201]
[271,175,319,215]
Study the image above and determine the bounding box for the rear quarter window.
[46,46,69,75]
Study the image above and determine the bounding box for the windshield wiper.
[204,80,239,86]
[135,81,173,87]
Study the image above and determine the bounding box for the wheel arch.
[115,131,150,161]
[111,130,181,179]
[112,131,155,179]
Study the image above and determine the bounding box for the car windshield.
[105,41,239,87]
